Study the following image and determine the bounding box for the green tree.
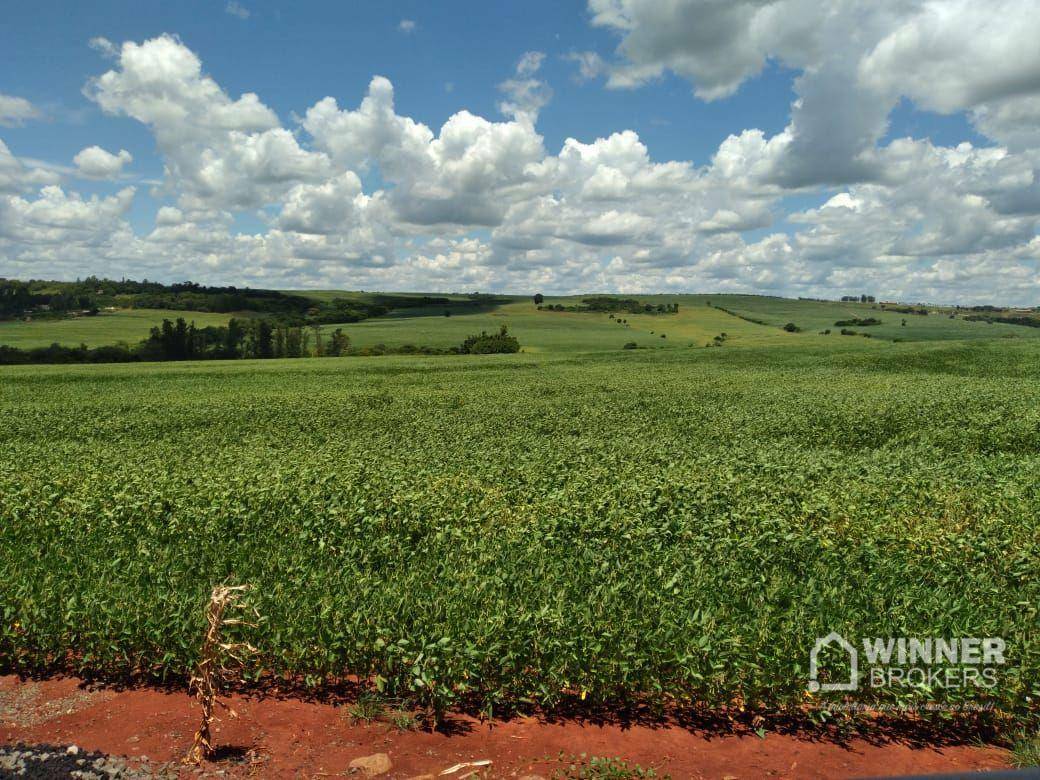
[285,327,303,358]
[257,320,274,358]
[273,327,286,358]
[327,328,350,356]
[311,324,324,357]
[224,318,246,358]
[459,324,520,354]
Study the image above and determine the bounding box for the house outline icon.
[808,631,858,692]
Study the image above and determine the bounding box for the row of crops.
[1,340,1039,724]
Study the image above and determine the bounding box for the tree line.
[0,319,521,365]
[536,296,679,314]
[1,277,509,325]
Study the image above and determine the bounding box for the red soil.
[0,674,1010,778]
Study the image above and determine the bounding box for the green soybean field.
[1,329,1039,727]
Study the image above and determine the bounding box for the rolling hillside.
[3,291,1039,355]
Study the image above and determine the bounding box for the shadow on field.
[206,744,254,763]
[530,696,1007,750]
[1,667,1009,746]
[374,300,508,319]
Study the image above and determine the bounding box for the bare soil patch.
[0,675,1011,778]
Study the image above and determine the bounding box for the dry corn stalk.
[184,583,257,765]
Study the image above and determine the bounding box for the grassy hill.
[698,294,1040,341]
[3,291,1039,355]
[308,292,1040,354]
[0,308,256,349]
[322,298,805,353]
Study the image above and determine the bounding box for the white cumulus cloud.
[2,23,1040,303]
[73,146,133,179]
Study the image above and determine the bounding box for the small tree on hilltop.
[533,293,544,305]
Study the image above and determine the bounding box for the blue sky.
[1,2,802,187]
[1,1,1039,302]
[4,2,964,170]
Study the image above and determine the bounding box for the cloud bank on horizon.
[2,0,1040,303]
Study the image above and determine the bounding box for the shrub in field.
[459,325,520,354]
[835,318,881,327]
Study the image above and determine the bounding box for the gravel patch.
[0,744,177,779]
[0,682,114,728]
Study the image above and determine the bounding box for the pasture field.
[699,294,1040,341]
[2,326,1039,724]
[319,295,1040,353]
[320,300,716,353]
[0,308,254,349]
[2,293,1036,353]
